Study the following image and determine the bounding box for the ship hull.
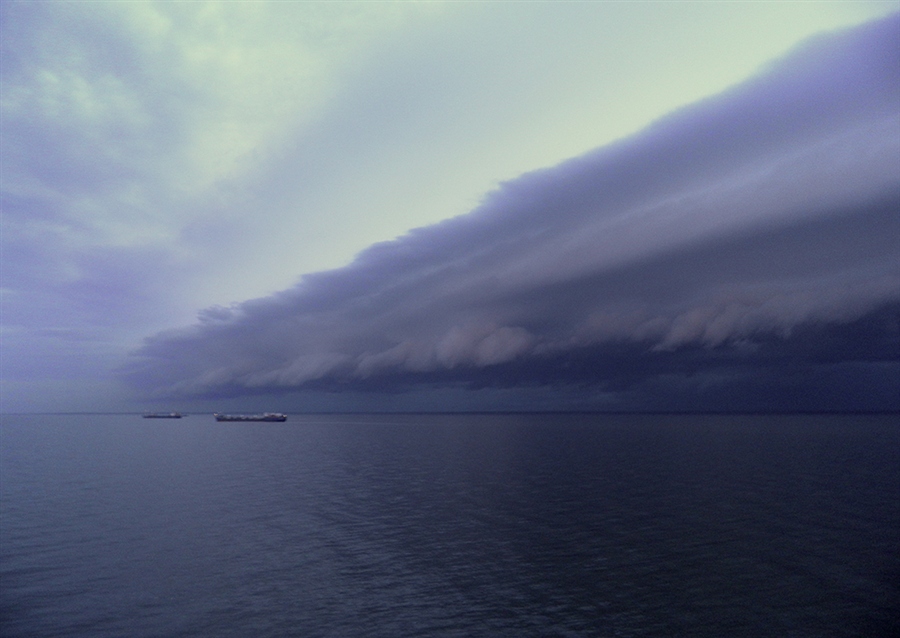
[214,413,287,422]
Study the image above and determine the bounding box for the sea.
[1,413,897,637]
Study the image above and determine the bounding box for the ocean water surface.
[1,413,897,637]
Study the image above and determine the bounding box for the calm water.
[1,413,897,637]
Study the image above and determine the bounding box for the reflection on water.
[1,413,898,637]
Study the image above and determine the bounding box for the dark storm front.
[1,414,897,637]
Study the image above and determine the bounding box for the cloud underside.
[125,14,900,410]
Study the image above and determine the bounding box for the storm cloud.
[125,14,900,411]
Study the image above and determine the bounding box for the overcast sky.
[2,2,898,413]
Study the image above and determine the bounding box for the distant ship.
[214,412,287,422]
[143,412,183,419]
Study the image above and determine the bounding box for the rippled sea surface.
[1,413,898,637]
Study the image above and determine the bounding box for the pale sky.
[1,1,897,412]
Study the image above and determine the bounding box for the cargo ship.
[143,412,183,418]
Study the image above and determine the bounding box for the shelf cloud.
[124,14,900,411]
